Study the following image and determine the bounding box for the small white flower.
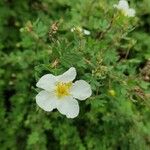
[71,27,77,32]
[71,27,91,35]
[83,29,91,35]
[36,67,92,118]
[114,0,136,17]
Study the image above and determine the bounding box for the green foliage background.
[0,0,150,149]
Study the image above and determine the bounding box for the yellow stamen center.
[121,9,128,16]
[55,82,72,98]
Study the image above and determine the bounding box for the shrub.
[0,0,150,149]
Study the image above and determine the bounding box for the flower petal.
[36,74,56,92]
[118,0,129,9]
[36,90,57,111]
[127,8,136,17]
[57,96,79,118]
[71,27,75,32]
[70,80,92,100]
[57,67,77,83]
[83,29,91,35]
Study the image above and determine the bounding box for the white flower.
[114,0,136,17]
[36,67,92,118]
[71,27,79,32]
[71,27,91,35]
[83,29,91,35]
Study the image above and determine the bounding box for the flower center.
[121,9,128,16]
[55,82,72,98]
